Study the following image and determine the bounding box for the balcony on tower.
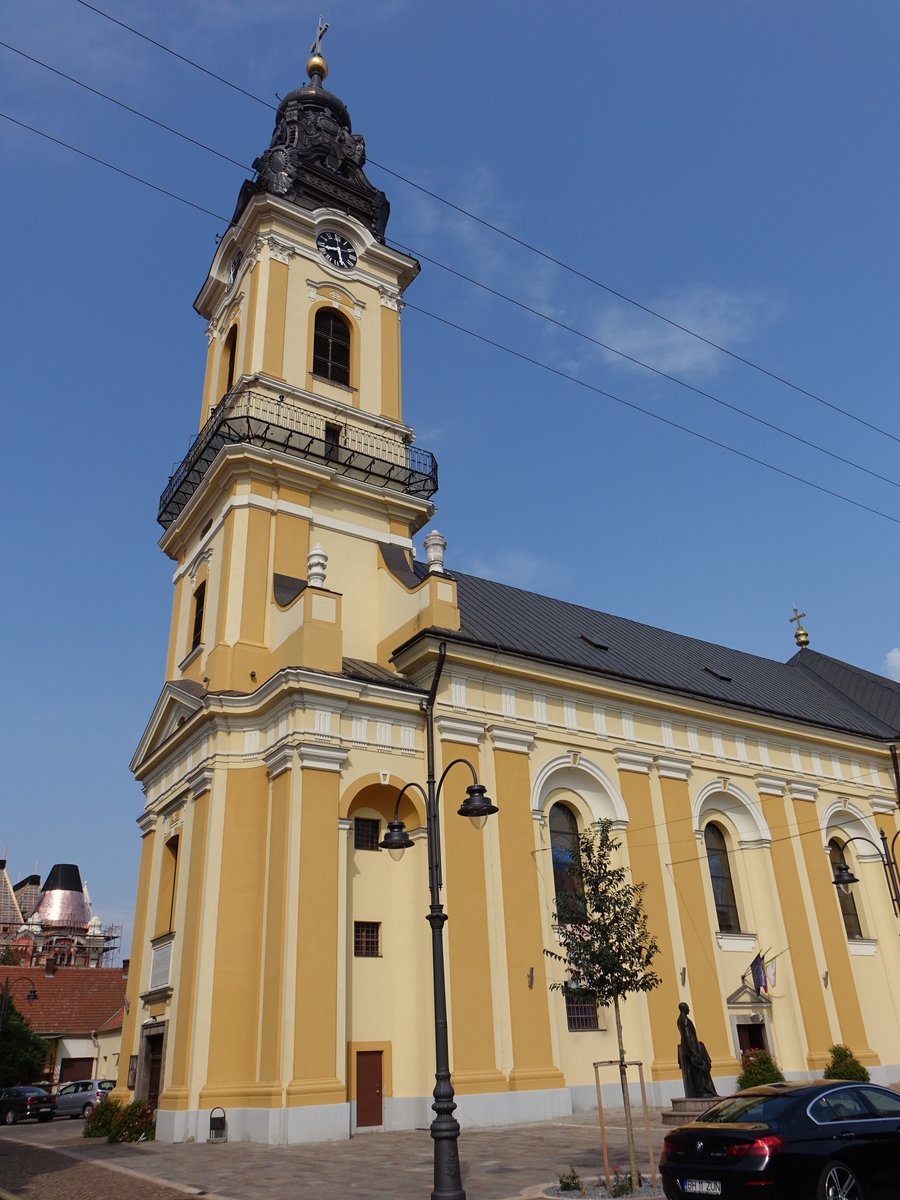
[158,381,438,530]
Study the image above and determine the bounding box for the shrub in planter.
[83,1097,121,1139]
[823,1044,870,1083]
[736,1048,785,1089]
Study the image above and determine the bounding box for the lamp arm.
[841,833,900,918]
[389,780,428,823]
[434,757,479,807]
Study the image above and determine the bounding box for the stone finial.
[307,543,328,588]
[424,530,447,574]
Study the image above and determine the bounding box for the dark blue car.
[660,1080,900,1199]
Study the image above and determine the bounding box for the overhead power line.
[6,38,899,496]
[4,110,899,529]
[66,0,900,447]
[394,242,900,493]
[403,300,900,529]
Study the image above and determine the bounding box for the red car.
[0,1086,56,1124]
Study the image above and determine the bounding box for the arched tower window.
[549,802,584,922]
[704,822,741,933]
[313,308,351,386]
[223,325,238,396]
[829,838,863,940]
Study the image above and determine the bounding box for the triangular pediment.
[726,982,772,1008]
[130,681,206,772]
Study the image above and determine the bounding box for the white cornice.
[263,743,295,779]
[137,811,156,833]
[715,932,758,952]
[848,938,878,956]
[868,795,897,815]
[488,726,535,754]
[435,716,485,746]
[755,774,788,797]
[296,743,348,773]
[655,755,693,781]
[788,779,819,803]
[614,749,654,775]
[186,764,214,796]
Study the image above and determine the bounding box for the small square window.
[354,921,380,957]
[354,818,381,851]
[565,990,599,1031]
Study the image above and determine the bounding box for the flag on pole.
[749,953,768,995]
[766,958,776,990]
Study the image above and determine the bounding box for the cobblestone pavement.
[0,1109,665,1200]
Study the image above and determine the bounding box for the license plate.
[684,1182,721,1196]
[38,1107,50,1114]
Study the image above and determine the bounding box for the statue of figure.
[677,1002,718,1098]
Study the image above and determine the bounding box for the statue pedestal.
[661,1096,718,1127]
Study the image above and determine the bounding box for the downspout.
[890,744,900,812]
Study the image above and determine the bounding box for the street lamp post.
[830,829,900,915]
[0,975,39,1038]
[379,640,498,1200]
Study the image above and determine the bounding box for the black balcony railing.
[158,390,438,529]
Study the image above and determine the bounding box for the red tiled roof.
[1,966,127,1037]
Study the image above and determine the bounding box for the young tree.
[0,998,49,1087]
[545,818,661,1191]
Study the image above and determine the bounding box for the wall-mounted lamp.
[823,971,829,990]
[527,967,534,990]
[680,967,687,986]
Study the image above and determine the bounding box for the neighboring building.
[10,863,120,970]
[117,48,900,1146]
[2,964,128,1085]
[0,860,24,940]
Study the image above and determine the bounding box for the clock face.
[316,231,357,270]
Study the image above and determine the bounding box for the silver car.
[54,1079,114,1119]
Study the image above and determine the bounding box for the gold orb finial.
[306,53,328,81]
[789,606,810,649]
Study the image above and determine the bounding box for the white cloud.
[595,283,783,380]
[882,648,900,681]
[462,549,564,591]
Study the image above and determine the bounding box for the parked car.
[54,1079,115,1119]
[660,1080,900,1199]
[0,1086,56,1125]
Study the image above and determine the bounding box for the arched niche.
[693,780,771,849]
[531,754,628,828]
[821,799,882,862]
[341,774,425,829]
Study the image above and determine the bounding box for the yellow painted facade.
[120,57,900,1145]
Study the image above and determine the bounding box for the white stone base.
[455,1087,572,1128]
[156,1102,351,1145]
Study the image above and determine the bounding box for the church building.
[116,47,900,1144]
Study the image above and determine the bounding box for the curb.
[0,1134,231,1199]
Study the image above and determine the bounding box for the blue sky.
[2,1,899,950]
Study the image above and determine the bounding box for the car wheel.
[82,1102,94,1118]
[3,1109,16,1126]
[818,1160,865,1200]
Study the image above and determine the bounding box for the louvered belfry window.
[313,309,351,386]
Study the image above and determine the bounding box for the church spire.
[230,30,390,239]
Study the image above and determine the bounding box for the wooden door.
[356,1051,382,1127]
[737,1023,767,1055]
[146,1034,164,1110]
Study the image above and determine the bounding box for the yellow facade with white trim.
[118,62,900,1145]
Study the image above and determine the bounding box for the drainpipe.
[890,744,900,811]
[91,1030,100,1078]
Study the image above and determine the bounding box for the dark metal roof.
[407,565,896,739]
[342,658,422,693]
[789,649,900,736]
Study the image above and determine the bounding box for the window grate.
[565,990,599,1031]
[354,818,381,852]
[313,310,351,386]
[354,921,380,957]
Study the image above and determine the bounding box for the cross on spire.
[790,606,810,649]
[310,18,329,56]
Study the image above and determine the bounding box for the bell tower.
[157,46,455,695]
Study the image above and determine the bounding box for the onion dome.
[32,863,91,930]
[231,48,390,240]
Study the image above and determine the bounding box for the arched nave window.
[549,802,584,922]
[704,822,741,934]
[829,838,863,940]
[313,309,351,386]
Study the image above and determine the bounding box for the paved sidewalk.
[0,1109,665,1199]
